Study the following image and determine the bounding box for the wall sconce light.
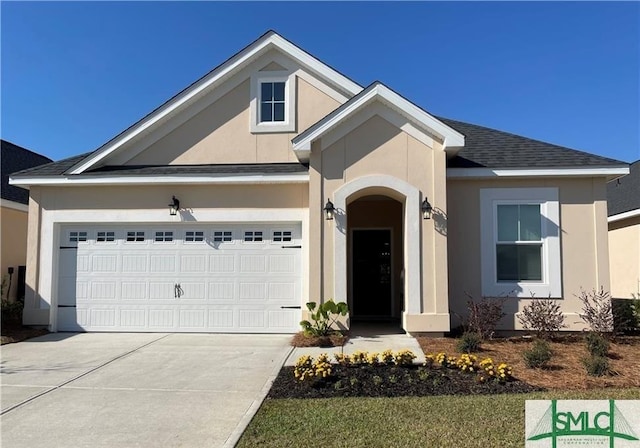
[421,197,433,220]
[323,199,335,220]
[168,196,180,216]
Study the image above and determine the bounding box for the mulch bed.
[290,331,348,347]
[268,365,542,399]
[1,321,49,345]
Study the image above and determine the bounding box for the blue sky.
[2,2,639,163]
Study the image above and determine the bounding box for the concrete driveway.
[1,333,292,448]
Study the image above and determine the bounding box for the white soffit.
[291,83,465,160]
[447,166,630,179]
[67,31,363,175]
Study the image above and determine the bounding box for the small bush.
[299,300,348,337]
[394,349,417,366]
[523,339,553,368]
[576,287,614,334]
[380,349,395,365]
[293,354,332,381]
[612,298,640,333]
[455,354,479,373]
[456,332,482,353]
[582,355,610,377]
[585,332,609,357]
[479,357,513,383]
[464,293,507,339]
[518,296,566,339]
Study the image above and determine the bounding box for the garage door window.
[213,231,232,242]
[69,231,88,243]
[185,231,204,242]
[126,231,145,242]
[273,231,292,242]
[97,231,115,242]
[244,231,263,242]
[155,231,174,242]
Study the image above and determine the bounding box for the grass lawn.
[238,389,640,448]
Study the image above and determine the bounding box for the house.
[607,160,640,299]
[1,140,52,303]
[9,31,629,334]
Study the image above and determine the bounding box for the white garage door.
[56,223,302,333]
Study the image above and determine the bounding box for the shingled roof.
[607,160,640,217]
[11,117,625,180]
[441,117,625,169]
[1,140,52,204]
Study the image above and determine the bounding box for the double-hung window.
[480,188,561,297]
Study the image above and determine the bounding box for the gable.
[117,52,342,166]
[68,31,362,174]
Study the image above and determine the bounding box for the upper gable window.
[250,72,296,133]
[260,82,286,123]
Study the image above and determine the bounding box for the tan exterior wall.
[310,113,450,331]
[1,206,29,302]
[608,216,640,299]
[127,77,340,166]
[447,177,611,330]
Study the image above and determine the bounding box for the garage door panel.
[57,223,302,333]
[209,255,235,273]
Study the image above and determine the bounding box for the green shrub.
[612,298,640,333]
[523,339,553,368]
[299,300,348,337]
[585,332,609,357]
[456,332,481,353]
[582,355,610,377]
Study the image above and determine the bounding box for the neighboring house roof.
[607,159,640,218]
[442,117,625,169]
[1,140,52,204]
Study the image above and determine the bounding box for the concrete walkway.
[285,326,426,366]
[1,333,292,448]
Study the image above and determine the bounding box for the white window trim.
[480,188,561,298]
[250,71,296,133]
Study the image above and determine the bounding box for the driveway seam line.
[0,333,171,415]
[222,343,294,448]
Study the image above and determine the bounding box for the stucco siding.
[447,177,611,330]
[608,216,640,299]
[127,76,340,166]
[313,112,450,331]
[1,206,28,302]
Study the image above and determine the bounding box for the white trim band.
[608,208,640,223]
[9,173,310,187]
[0,198,29,212]
[448,166,629,179]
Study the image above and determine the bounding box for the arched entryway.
[333,175,422,332]
[347,196,403,321]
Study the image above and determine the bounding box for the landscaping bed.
[1,322,49,345]
[416,335,640,390]
[290,331,348,347]
[268,364,541,399]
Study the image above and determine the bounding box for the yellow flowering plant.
[394,349,417,366]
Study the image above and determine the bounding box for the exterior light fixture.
[168,196,180,216]
[421,197,433,220]
[323,199,335,220]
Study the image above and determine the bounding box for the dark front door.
[352,229,392,318]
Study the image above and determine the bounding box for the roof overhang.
[608,208,640,223]
[291,83,465,162]
[66,31,362,175]
[9,172,309,188]
[0,198,29,212]
[447,166,629,181]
